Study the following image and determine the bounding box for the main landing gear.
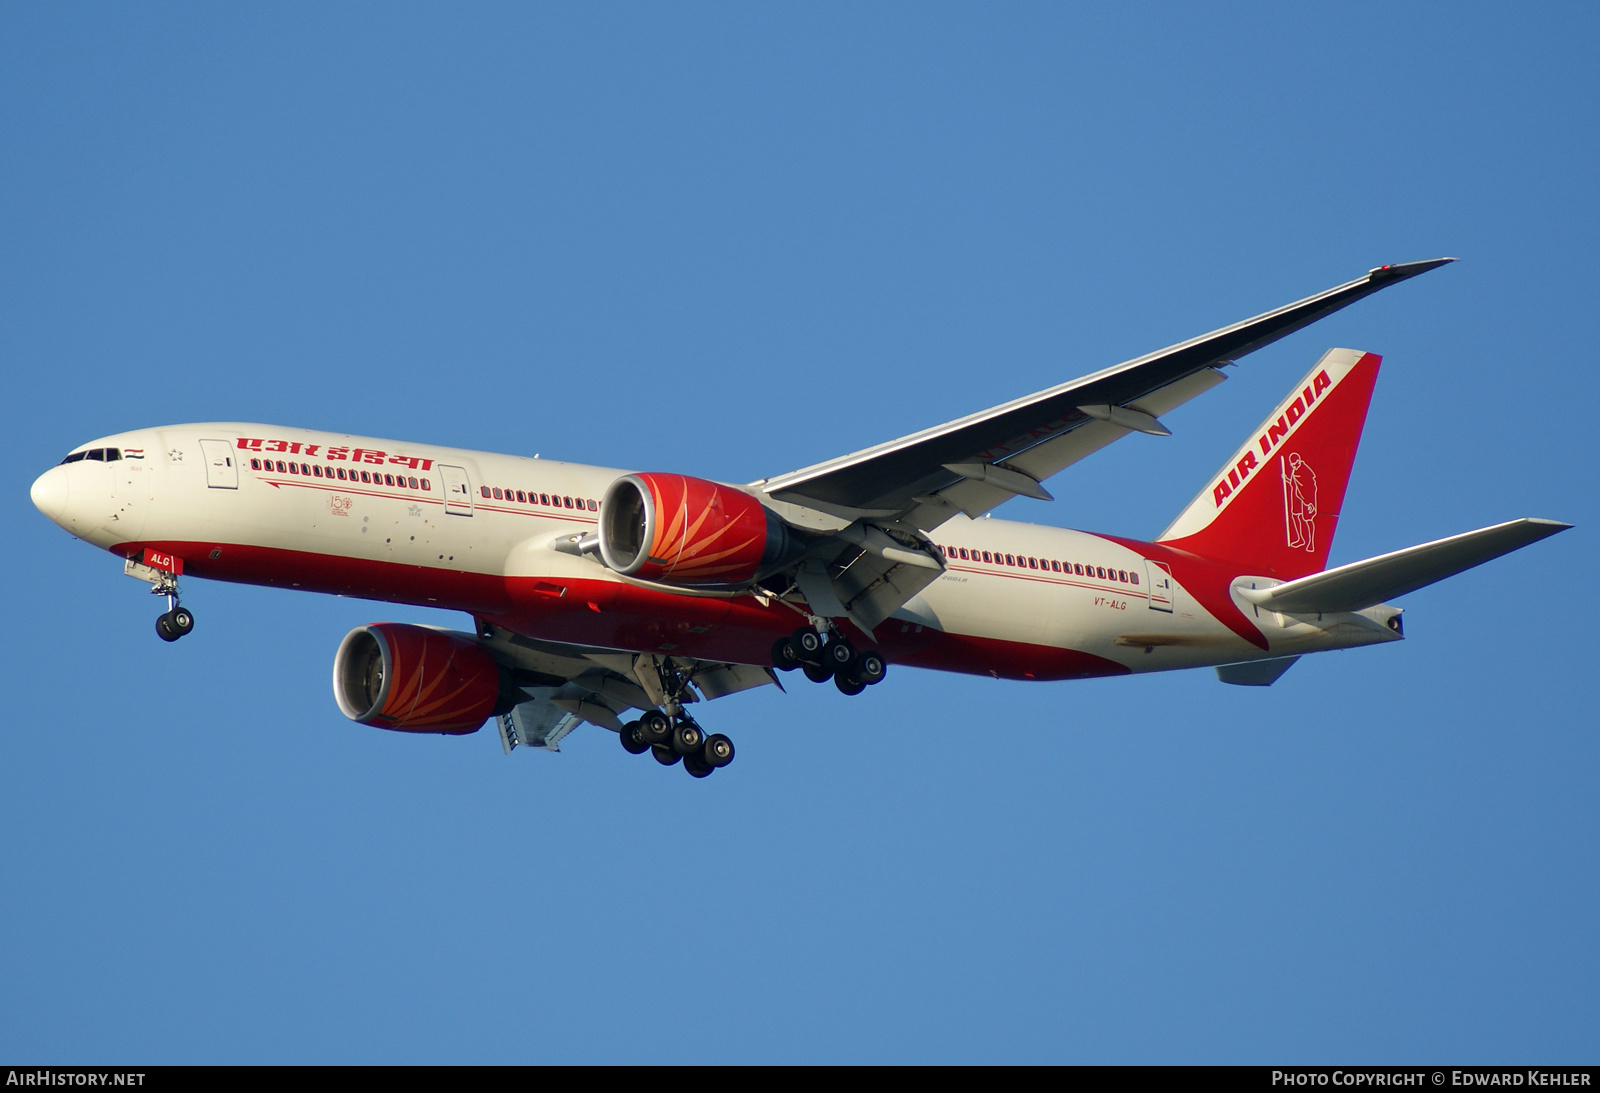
[618,709,735,779]
[770,624,887,696]
[617,657,736,780]
[150,574,195,643]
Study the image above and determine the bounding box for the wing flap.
[1239,518,1571,614]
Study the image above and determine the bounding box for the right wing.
[744,260,1456,635]
[756,260,1455,525]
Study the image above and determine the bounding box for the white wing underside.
[483,626,777,753]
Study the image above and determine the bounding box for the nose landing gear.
[147,572,195,643]
[155,605,195,642]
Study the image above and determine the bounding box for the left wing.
[481,624,776,752]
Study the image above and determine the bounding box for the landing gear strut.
[616,657,738,779]
[149,574,195,643]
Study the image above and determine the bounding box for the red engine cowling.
[333,623,508,735]
[598,473,789,585]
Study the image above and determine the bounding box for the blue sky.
[3,4,1595,1063]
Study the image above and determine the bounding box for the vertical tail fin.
[1156,348,1381,580]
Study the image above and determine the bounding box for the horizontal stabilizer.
[1238,518,1571,614]
[1216,656,1301,686]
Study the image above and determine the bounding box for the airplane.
[29,258,1570,778]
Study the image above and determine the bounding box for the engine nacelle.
[333,623,514,735]
[599,473,789,585]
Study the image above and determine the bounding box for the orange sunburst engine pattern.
[604,473,773,585]
[333,623,501,734]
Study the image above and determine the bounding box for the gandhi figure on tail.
[1282,452,1318,552]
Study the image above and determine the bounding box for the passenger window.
[250,458,261,470]
[1130,572,1139,585]
[360,471,371,483]
[1051,560,1061,572]
[337,468,347,480]
[564,496,573,508]
[1003,554,1013,565]
[291,463,300,474]
[516,491,526,502]
[421,479,431,490]
[1028,557,1037,569]
[538,493,547,505]
[1095,566,1104,578]
[481,486,491,497]
[588,499,597,511]
[492,488,503,499]
[410,477,419,489]
[1118,570,1128,582]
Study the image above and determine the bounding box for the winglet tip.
[1367,257,1457,285]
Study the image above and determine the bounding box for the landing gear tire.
[652,744,681,766]
[835,673,866,696]
[802,660,833,684]
[825,638,856,672]
[704,734,735,768]
[683,752,714,778]
[155,613,180,642]
[672,720,705,756]
[792,626,824,664]
[640,710,673,746]
[855,650,886,686]
[771,637,800,671]
[170,607,194,636]
[619,720,650,755]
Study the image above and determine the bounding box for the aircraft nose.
[30,466,69,524]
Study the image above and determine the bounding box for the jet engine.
[333,623,518,734]
[598,473,791,585]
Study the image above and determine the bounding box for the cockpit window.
[59,447,121,464]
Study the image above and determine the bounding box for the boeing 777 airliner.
[30,259,1568,777]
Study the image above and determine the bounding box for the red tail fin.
[1156,348,1381,579]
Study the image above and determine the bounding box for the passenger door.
[439,464,474,516]
[198,439,238,489]
[1146,559,1174,612]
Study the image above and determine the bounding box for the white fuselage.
[31,423,1402,681]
